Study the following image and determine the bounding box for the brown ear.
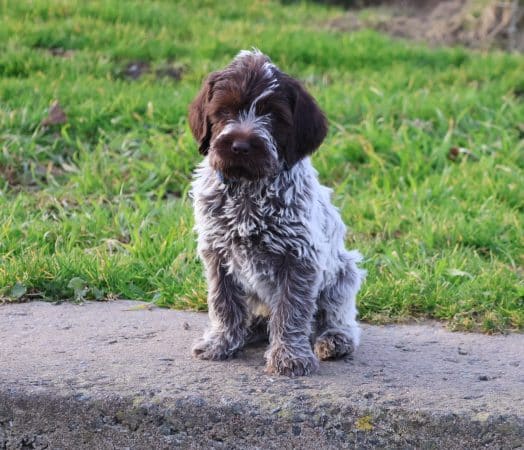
[283,76,328,167]
[188,74,216,155]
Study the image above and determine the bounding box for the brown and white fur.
[188,49,365,377]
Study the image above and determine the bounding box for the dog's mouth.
[210,158,265,182]
[209,134,279,182]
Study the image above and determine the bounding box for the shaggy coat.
[189,50,365,376]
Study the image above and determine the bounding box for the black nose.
[231,140,250,154]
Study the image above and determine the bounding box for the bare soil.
[327,0,524,52]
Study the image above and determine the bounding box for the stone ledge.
[0,301,522,449]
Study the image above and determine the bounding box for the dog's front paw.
[314,330,355,361]
[192,333,240,361]
[265,345,319,377]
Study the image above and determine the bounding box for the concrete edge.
[1,389,522,449]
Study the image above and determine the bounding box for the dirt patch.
[326,0,524,52]
[123,60,151,79]
[120,60,184,81]
[154,64,184,80]
[0,162,66,190]
[0,165,20,188]
[48,47,75,58]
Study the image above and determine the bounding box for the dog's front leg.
[192,253,247,360]
[265,259,320,376]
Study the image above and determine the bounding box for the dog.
[188,49,365,377]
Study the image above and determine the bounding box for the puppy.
[188,50,365,377]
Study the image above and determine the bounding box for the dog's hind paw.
[314,330,355,361]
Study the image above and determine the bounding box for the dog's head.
[188,50,328,181]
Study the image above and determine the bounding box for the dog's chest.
[204,191,272,251]
[197,186,299,280]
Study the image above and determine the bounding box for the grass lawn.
[0,0,522,333]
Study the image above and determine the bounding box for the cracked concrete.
[0,300,522,449]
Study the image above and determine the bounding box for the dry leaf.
[447,147,479,162]
[123,303,156,311]
[41,101,67,126]
[49,48,74,58]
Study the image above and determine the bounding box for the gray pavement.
[0,300,522,449]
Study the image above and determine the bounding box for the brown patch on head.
[189,52,276,158]
[188,72,217,155]
[277,74,328,167]
[188,50,328,180]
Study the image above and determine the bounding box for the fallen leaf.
[355,415,374,431]
[61,162,79,173]
[447,147,479,162]
[41,101,67,126]
[124,303,156,311]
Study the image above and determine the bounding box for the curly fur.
[188,50,366,376]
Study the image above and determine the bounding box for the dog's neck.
[215,169,251,186]
[215,170,233,185]
[215,161,291,187]
[207,158,314,204]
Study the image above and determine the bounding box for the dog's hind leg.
[314,250,365,360]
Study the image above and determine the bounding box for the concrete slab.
[0,300,522,449]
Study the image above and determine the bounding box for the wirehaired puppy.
[188,50,365,377]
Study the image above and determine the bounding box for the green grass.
[1,0,522,333]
